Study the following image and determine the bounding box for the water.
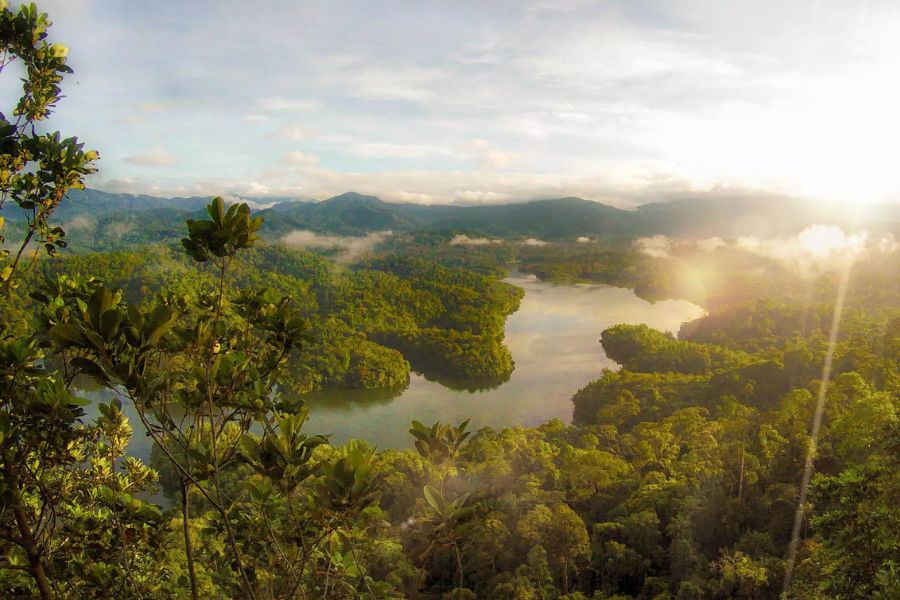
[80,275,704,455]
[300,274,705,448]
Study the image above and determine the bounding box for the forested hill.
[258,192,635,238]
[41,188,900,246]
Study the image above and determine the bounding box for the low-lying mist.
[280,229,392,263]
[634,225,897,271]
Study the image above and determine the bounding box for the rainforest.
[2,3,900,600]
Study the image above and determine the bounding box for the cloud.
[467,139,517,170]
[521,238,548,246]
[276,125,306,141]
[877,234,899,253]
[634,235,672,258]
[696,237,727,252]
[257,96,317,112]
[735,225,868,269]
[124,146,176,167]
[341,66,442,101]
[450,235,503,246]
[58,0,900,205]
[105,221,133,240]
[346,142,458,160]
[222,195,279,210]
[282,150,320,168]
[63,215,93,231]
[636,226,881,270]
[138,102,175,112]
[454,190,514,203]
[280,230,392,263]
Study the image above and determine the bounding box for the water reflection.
[302,276,705,448]
[75,277,705,453]
[295,383,408,412]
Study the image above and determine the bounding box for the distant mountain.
[262,192,423,235]
[53,188,213,219]
[258,193,637,239]
[631,195,899,238]
[15,188,899,249]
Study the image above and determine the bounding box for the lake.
[299,274,705,448]
[82,275,704,460]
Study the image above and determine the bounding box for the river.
[299,274,704,448]
[81,275,704,460]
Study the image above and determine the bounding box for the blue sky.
[10,0,900,205]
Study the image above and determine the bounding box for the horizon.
[6,0,900,207]
[75,186,898,215]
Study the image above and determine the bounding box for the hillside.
[37,188,900,251]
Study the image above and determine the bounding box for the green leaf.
[70,356,110,384]
[0,413,9,444]
[423,485,444,515]
[49,323,85,347]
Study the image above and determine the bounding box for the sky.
[7,0,900,206]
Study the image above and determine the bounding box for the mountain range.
[17,188,900,250]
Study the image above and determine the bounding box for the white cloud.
[521,238,548,246]
[124,146,176,167]
[450,235,503,246]
[280,230,392,263]
[877,234,899,253]
[342,67,442,101]
[64,215,93,231]
[105,221,133,240]
[346,142,458,160]
[637,226,877,271]
[696,237,727,252]
[467,139,517,170]
[634,235,673,258]
[276,125,306,141]
[282,150,320,168]
[257,96,317,112]
[49,0,900,206]
[735,225,868,268]
[454,190,514,203]
[138,102,175,112]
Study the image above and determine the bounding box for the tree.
[517,503,590,595]
[0,1,98,293]
[0,7,102,595]
[791,429,900,598]
[713,550,769,599]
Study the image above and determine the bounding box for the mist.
[280,229,392,263]
[450,235,503,246]
[635,225,897,270]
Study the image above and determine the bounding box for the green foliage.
[182,197,262,263]
[601,324,750,375]
[0,1,98,291]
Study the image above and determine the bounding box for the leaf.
[70,356,110,384]
[208,196,225,224]
[49,323,85,347]
[146,304,175,343]
[99,308,122,341]
[452,492,470,510]
[423,485,444,515]
[0,413,9,444]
